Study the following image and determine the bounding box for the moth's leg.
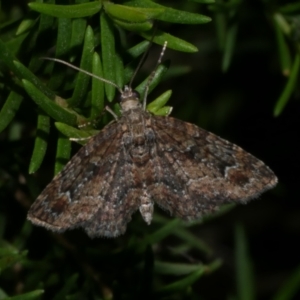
[105,106,118,121]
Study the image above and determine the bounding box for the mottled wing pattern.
[28,121,141,238]
[149,116,277,220]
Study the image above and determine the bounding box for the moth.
[28,43,277,237]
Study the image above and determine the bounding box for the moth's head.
[119,85,142,111]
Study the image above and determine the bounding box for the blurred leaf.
[273,13,291,36]
[0,287,8,299]
[154,106,172,116]
[222,24,238,72]
[154,261,205,275]
[69,18,87,60]
[115,51,125,90]
[101,12,116,101]
[279,3,300,14]
[137,219,182,251]
[69,26,94,107]
[171,227,213,255]
[28,2,102,18]
[9,60,55,99]
[190,0,215,3]
[52,273,78,300]
[5,33,30,56]
[29,112,50,174]
[140,29,198,52]
[48,18,72,90]
[22,79,77,126]
[16,17,36,35]
[0,248,27,273]
[54,133,71,175]
[273,265,300,300]
[273,14,292,76]
[91,52,105,119]
[0,91,23,133]
[125,0,211,24]
[274,53,300,116]
[55,122,98,144]
[126,40,150,58]
[104,2,164,22]
[12,60,55,99]
[28,5,55,72]
[156,260,221,294]
[124,41,151,82]
[147,90,172,113]
[112,18,153,32]
[135,61,170,100]
[55,18,72,56]
[4,290,44,300]
[235,223,255,300]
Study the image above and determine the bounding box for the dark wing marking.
[149,116,277,220]
[28,121,141,237]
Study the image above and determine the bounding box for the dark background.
[0,0,299,299]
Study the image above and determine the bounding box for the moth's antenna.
[41,57,123,94]
[129,41,153,88]
[142,41,167,110]
[129,26,158,88]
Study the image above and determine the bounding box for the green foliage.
[273,265,300,300]
[0,0,298,299]
[235,224,255,300]
[28,2,103,18]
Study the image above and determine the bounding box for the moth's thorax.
[120,99,141,112]
[120,105,155,165]
[120,86,142,112]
